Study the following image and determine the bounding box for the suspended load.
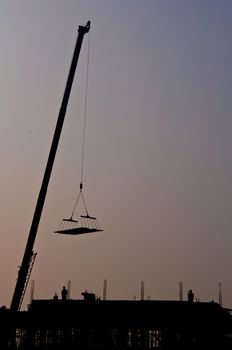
[56,217,102,235]
[55,216,102,235]
[55,184,103,235]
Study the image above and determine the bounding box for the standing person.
[61,286,68,301]
[188,289,194,302]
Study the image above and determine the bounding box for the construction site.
[0,295,232,349]
[1,21,232,349]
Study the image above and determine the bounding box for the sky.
[0,0,232,309]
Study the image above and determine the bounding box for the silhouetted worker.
[188,289,194,302]
[61,286,68,301]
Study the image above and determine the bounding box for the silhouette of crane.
[10,21,90,312]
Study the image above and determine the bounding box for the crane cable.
[70,30,91,220]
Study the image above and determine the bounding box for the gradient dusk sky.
[0,1,232,309]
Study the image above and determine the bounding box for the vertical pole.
[179,281,183,301]
[141,281,144,301]
[218,282,222,307]
[67,280,71,300]
[10,22,90,311]
[103,279,107,300]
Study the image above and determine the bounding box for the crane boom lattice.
[19,252,37,310]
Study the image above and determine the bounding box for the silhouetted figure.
[53,292,58,300]
[61,286,68,301]
[188,289,194,302]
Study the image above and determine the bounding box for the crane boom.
[10,21,90,312]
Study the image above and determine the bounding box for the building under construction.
[1,295,232,349]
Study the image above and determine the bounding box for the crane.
[10,21,90,312]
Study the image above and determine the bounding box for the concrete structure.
[1,297,232,349]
